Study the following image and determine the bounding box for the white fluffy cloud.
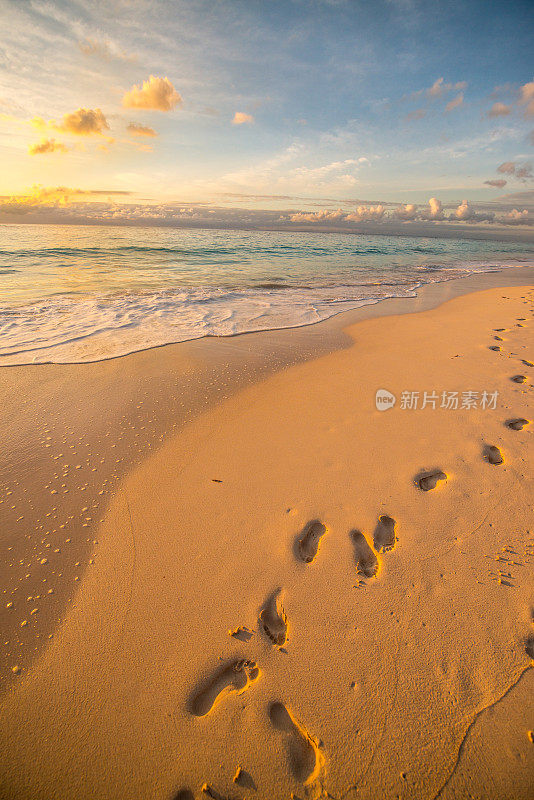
[393,203,418,220]
[425,197,444,220]
[345,205,385,222]
[123,76,182,111]
[499,208,530,224]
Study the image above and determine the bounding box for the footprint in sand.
[489,345,501,351]
[350,530,379,578]
[297,520,327,563]
[173,791,194,800]
[484,445,504,465]
[416,470,447,492]
[269,702,323,785]
[506,418,530,431]
[522,360,533,368]
[189,659,260,717]
[511,374,527,384]
[373,515,397,553]
[260,590,288,647]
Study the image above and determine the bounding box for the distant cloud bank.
[0,187,531,233]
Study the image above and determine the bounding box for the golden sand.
[0,277,533,799]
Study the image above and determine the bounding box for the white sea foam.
[0,269,505,365]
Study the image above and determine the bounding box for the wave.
[0,262,514,365]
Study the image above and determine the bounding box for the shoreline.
[1,263,533,369]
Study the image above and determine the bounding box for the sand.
[0,276,533,799]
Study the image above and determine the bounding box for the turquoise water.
[0,224,532,364]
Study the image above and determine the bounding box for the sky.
[0,0,533,231]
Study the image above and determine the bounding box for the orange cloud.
[518,81,534,116]
[232,112,254,125]
[127,122,158,137]
[32,108,110,136]
[488,102,512,118]
[123,76,182,111]
[445,92,463,112]
[78,37,137,63]
[61,108,109,135]
[29,138,68,155]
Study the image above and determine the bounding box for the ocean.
[0,223,532,365]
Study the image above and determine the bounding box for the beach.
[0,267,533,799]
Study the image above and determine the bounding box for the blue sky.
[0,0,532,226]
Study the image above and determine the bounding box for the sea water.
[0,223,532,365]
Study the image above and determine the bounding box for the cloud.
[2,187,531,231]
[78,38,136,62]
[123,76,182,111]
[497,161,533,181]
[451,200,494,222]
[405,108,426,121]
[424,197,444,220]
[345,205,385,222]
[518,81,534,114]
[427,78,447,98]
[232,112,254,125]
[488,102,512,118]
[499,208,530,225]
[127,122,158,137]
[61,107,109,135]
[34,108,110,137]
[29,138,68,155]
[445,92,463,112]
[484,179,507,188]
[426,78,466,100]
[393,203,418,220]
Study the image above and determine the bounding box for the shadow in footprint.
[260,589,288,647]
[350,530,379,578]
[373,515,397,553]
[484,445,503,465]
[233,767,257,790]
[506,418,530,431]
[511,375,527,383]
[269,702,323,785]
[172,791,194,800]
[525,634,534,660]
[416,470,447,492]
[189,659,260,717]
[229,626,254,642]
[295,520,327,563]
[489,346,501,351]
